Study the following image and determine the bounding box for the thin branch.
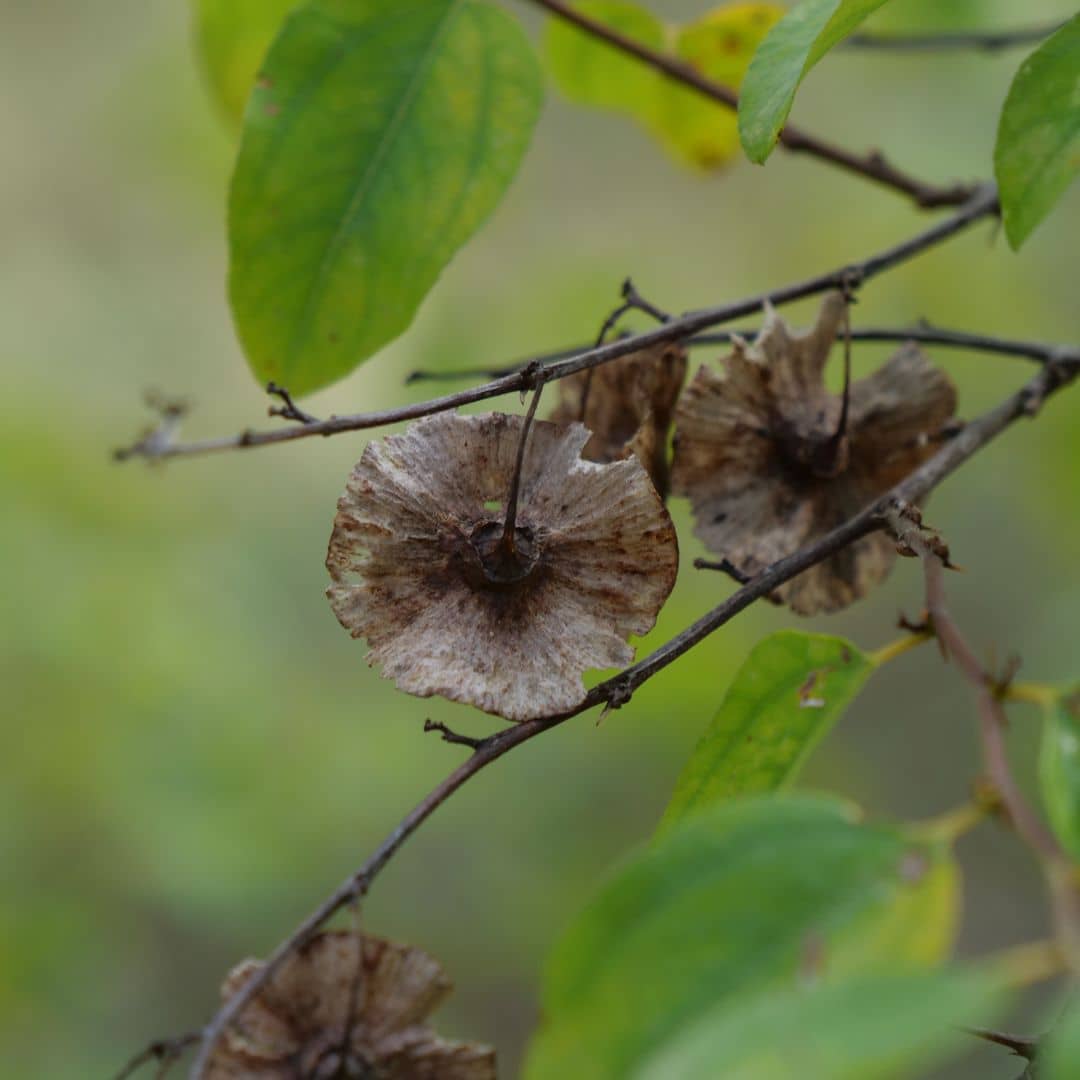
[885,498,1080,961]
[423,719,485,750]
[114,1031,200,1080]
[846,23,1063,53]
[183,352,1077,1078]
[526,0,976,209]
[406,322,1076,385]
[266,381,319,425]
[117,186,1000,464]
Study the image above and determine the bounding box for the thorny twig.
[115,186,1001,463]
[526,0,977,209]
[179,353,1078,1078]
[115,1032,200,1080]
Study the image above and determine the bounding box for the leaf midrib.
[284,0,466,376]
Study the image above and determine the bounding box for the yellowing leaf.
[543,1,784,171]
[543,0,665,116]
[653,3,785,169]
[193,0,300,127]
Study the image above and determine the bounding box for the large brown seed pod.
[671,292,958,614]
[326,411,679,721]
[548,341,688,497]
[205,930,494,1079]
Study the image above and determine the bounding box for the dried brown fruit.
[205,931,495,1079]
[326,411,679,721]
[548,342,687,496]
[671,292,957,614]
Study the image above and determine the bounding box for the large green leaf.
[657,631,873,834]
[524,795,960,1080]
[193,0,300,126]
[229,0,543,395]
[637,968,1004,1080]
[995,14,1080,249]
[738,0,893,163]
[1042,996,1080,1079]
[1038,683,1080,858]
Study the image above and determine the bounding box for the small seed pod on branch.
[548,342,688,497]
[671,292,958,614]
[205,930,494,1079]
[326,411,678,721]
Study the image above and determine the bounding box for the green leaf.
[738,0,893,163]
[229,0,543,395]
[543,0,665,116]
[193,0,300,126]
[1041,996,1080,1079]
[657,631,873,834]
[994,14,1080,249]
[637,968,1005,1080]
[524,795,960,1080]
[1038,683,1080,858]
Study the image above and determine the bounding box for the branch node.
[267,382,319,425]
[112,392,188,463]
[423,719,485,751]
[693,557,753,584]
[114,1030,201,1080]
[599,677,635,722]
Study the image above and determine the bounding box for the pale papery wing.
[670,363,774,501]
[691,481,821,580]
[779,531,898,615]
[354,934,452,1039]
[328,414,677,721]
[214,960,299,1061]
[751,292,846,411]
[366,564,629,721]
[203,1049,294,1080]
[550,344,687,462]
[375,1027,497,1080]
[848,342,958,489]
[527,454,678,629]
[672,363,821,575]
[774,472,898,615]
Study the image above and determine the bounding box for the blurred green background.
[2,1,1078,1076]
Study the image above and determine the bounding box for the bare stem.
[179,354,1077,1079]
[407,323,1079,386]
[846,22,1063,53]
[525,0,977,209]
[117,187,1002,464]
[886,503,1080,962]
[501,382,544,544]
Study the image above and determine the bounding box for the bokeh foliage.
[2,1,1079,1077]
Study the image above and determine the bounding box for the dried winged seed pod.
[671,292,958,615]
[205,930,494,1080]
[326,411,678,722]
[548,342,687,497]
